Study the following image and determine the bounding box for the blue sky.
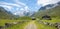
[0,0,40,11]
[0,0,60,16]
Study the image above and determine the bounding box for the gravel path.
[24,21,37,29]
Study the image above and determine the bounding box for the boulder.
[55,23,60,29]
[0,26,3,29]
[5,23,12,27]
[42,15,51,20]
[43,22,49,25]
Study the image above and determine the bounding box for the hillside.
[34,5,60,19]
[0,7,17,19]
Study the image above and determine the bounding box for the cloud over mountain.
[0,0,30,16]
[37,0,60,6]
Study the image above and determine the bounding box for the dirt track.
[24,21,37,29]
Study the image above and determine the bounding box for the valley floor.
[0,18,60,29]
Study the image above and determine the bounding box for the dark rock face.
[57,1,60,5]
[42,15,51,20]
[39,4,54,11]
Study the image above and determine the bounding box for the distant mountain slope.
[0,7,17,19]
[39,4,54,10]
[39,1,60,11]
[57,1,60,5]
[34,5,60,19]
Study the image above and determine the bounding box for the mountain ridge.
[0,7,17,19]
[39,1,60,11]
[34,4,60,19]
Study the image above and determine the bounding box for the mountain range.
[39,1,60,11]
[0,7,17,19]
[34,2,60,19]
[0,1,60,17]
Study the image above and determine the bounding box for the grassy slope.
[17,16,32,20]
[0,19,30,29]
[0,5,60,29]
[35,18,60,29]
[34,5,60,29]
[6,21,29,29]
[34,5,60,19]
[0,7,32,29]
[0,19,19,26]
[35,21,57,29]
[0,16,32,29]
[0,7,16,19]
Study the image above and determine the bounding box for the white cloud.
[0,0,30,16]
[14,0,30,12]
[0,5,12,11]
[20,8,24,10]
[12,0,30,16]
[0,2,21,11]
[14,12,24,16]
[14,0,26,6]
[37,0,60,6]
[0,2,20,7]
[24,6,30,12]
